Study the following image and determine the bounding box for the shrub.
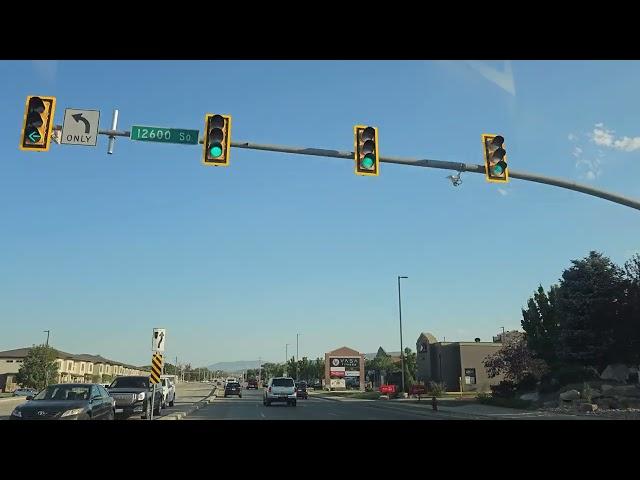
[428,381,446,397]
[552,365,598,386]
[581,382,593,403]
[490,380,517,398]
[516,373,538,392]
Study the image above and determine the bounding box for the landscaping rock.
[594,397,620,410]
[600,364,631,383]
[560,389,581,401]
[520,392,539,402]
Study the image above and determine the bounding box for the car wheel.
[239,394,242,398]
[154,400,161,416]
[108,409,115,420]
[169,398,175,407]
[265,400,271,406]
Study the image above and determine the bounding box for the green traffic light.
[492,164,503,175]
[361,154,375,169]
[210,145,223,158]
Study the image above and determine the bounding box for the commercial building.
[324,346,366,391]
[415,332,503,393]
[0,347,150,393]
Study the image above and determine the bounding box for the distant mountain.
[206,360,268,373]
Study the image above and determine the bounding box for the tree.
[619,253,640,364]
[15,345,59,390]
[403,347,417,389]
[521,284,560,363]
[555,251,626,367]
[483,331,549,385]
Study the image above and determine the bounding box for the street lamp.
[397,276,408,394]
[285,344,290,376]
[43,330,51,387]
[296,333,302,381]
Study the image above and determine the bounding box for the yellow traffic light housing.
[19,95,56,152]
[203,113,232,166]
[354,125,379,176]
[482,133,509,183]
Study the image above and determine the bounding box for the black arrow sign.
[158,332,164,349]
[72,113,90,134]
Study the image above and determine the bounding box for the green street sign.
[130,125,199,145]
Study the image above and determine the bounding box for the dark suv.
[108,376,163,419]
[247,379,258,389]
[224,382,242,398]
[295,382,308,399]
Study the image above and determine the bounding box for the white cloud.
[590,123,640,152]
[572,146,583,158]
[568,133,577,141]
[498,188,509,196]
[586,171,596,180]
[31,60,58,83]
[465,60,516,96]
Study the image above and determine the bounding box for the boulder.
[560,389,581,401]
[578,403,598,413]
[600,364,631,383]
[595,397,620,410]
[520,392,539,402]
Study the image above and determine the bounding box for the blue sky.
[1,60,639,368]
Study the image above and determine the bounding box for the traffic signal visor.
[354,125,379,176]
[482,134,508,183]
[203,114,231,166]
[20,96,56,151]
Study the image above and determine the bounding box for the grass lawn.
[0,393,14,398]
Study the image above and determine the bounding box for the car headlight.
[137,392,146,401]
[11,409,22,418]
[61,408,84,417]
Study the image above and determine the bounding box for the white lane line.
[260,412,265,418]
[328,412,338,416]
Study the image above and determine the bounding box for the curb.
[179,387,217,419]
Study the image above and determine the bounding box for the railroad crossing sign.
[150,353,163,384]
[152,328,166,353]
[61,108,100,146]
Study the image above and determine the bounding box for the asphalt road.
[127,382,215,421]
[187,388,454,420]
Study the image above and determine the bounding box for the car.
[13,387,38,397]
[107,376,163,419]
[295,382,308,399]
[10,383,115,420]
[224,382,242,398]
[246,379,258,389]
[263,377,297,406]
[160,377,176,408]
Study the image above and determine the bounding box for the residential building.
[0,347,150,392]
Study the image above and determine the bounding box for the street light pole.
[286,344,290,376]
[398,276,408,394]
[296,333,301,381]
[43,330,51,387]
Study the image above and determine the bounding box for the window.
[272,378,294,387]
[88,364,93,373]
[464,368,477,385]
[99,365,103,374]
[7,360,13,363]
[67,361,73,371]
[80,363,85,372]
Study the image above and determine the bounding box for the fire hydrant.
[432,396,438,411]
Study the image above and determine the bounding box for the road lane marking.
[328,412,338,416]
[260,412,265,418]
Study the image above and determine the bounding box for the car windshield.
[272,378,294,387]
[34,385,90,401]
[110,377,148,388]
[227,383,240,388]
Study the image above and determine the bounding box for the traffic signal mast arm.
[51,124,640,212]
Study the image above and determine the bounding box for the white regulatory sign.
[152,328,166,353]
[61,108,100,146]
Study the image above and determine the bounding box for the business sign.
[330,378,345,389]
[345,370,360,377]
[330,370,345,378]
[330,357,360,369]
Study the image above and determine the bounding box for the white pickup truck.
[159,376,176,408]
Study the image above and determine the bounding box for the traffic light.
[203,113,231,166]
[354,125,379,176]
[19,95,56,151]
[482,134,509,183]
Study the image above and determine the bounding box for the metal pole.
[502,327,506,343]
[107,109,119,155]
[52,126,640,212]
[150,383,156,421]
[398,276,407,394]
[43,330,50,388]
[296,334,300,381]
[44,330,50,347]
